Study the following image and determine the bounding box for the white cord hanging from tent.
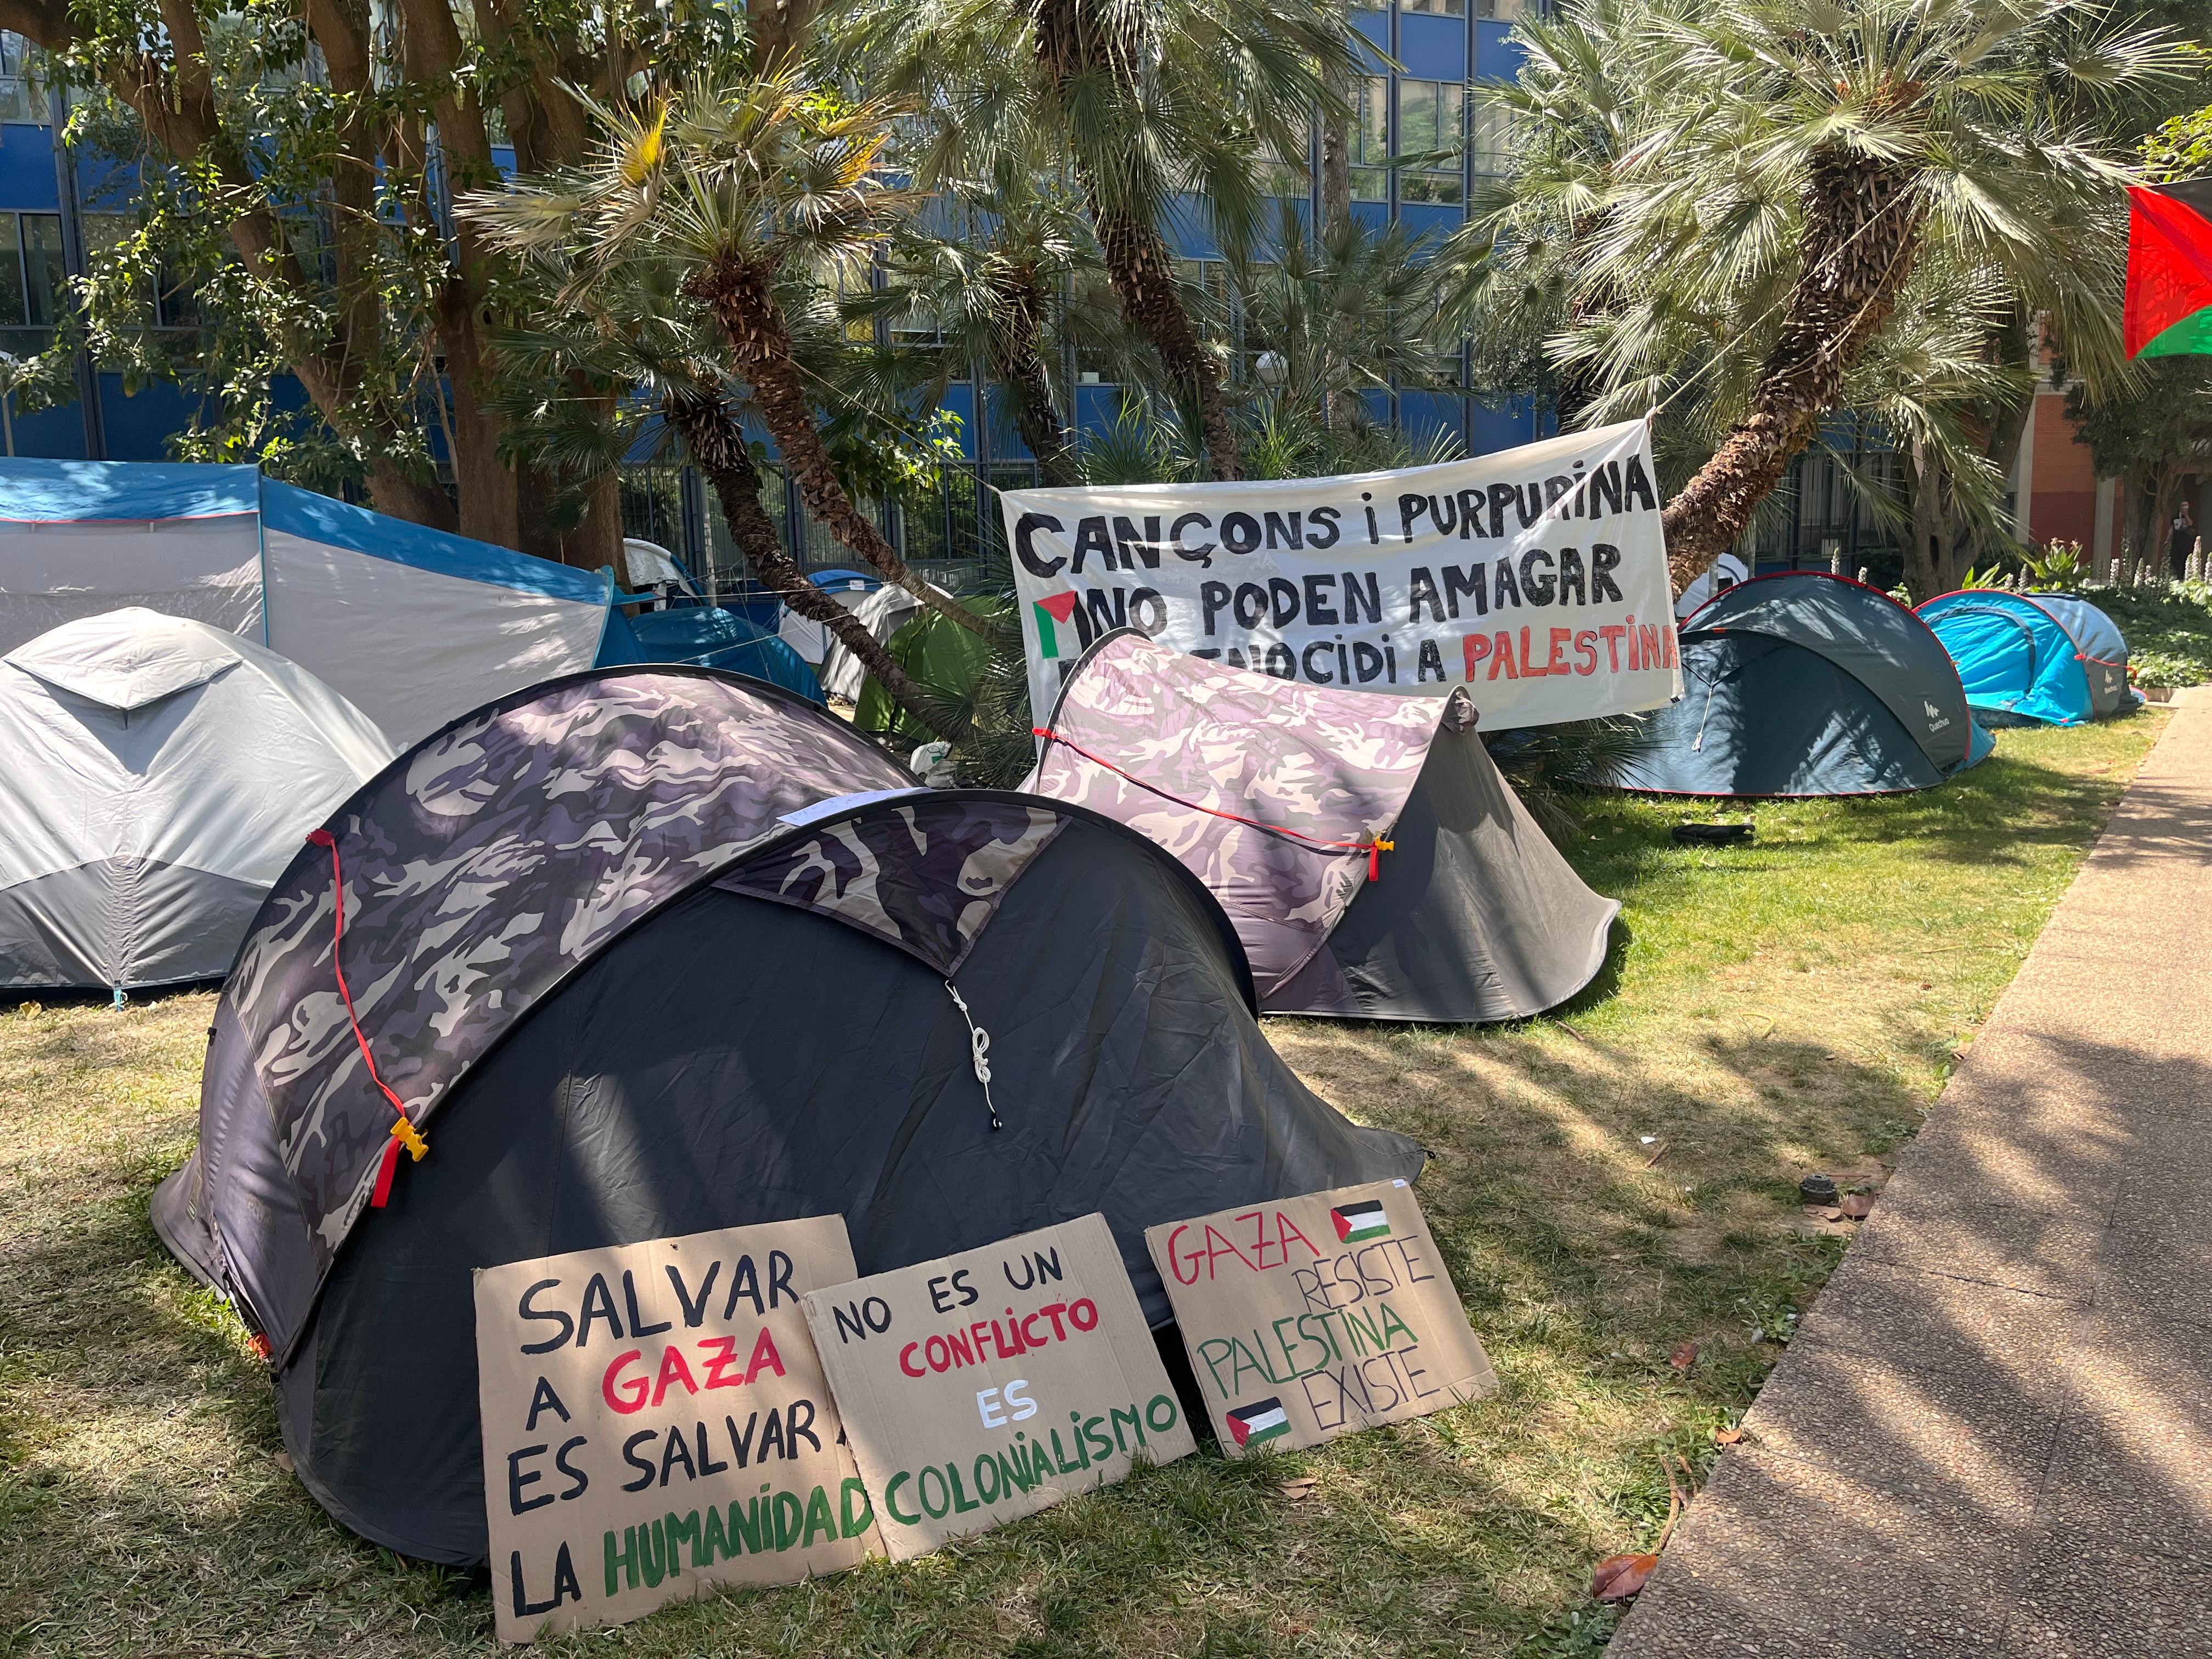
[943,980,1004,1131]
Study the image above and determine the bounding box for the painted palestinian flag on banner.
[1225,1398,1290,1449]
[2124,179,2212,359]
[1331,1199,1390,1243]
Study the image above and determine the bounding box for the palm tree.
[466,75,987,639]
[867,167,1114,488]
[1448,0,2188,592]
[1827,255,2039,600]
[1228,201,1453,437]
[850,0,1364,483]
[483,191,967,742]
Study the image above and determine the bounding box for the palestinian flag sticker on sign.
[1225,1398,1290,1449]
[1331,1199,1391,1243]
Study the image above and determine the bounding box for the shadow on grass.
[1610,1032,2212,1656]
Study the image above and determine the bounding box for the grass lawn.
[0,713,2168,1658]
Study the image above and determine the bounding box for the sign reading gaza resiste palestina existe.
[1001,418,1682,729]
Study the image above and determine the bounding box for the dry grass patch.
[0,714,2166,1657]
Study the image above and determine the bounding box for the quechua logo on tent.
[1033,592,1080,659]
[1331,1200,1390,1243]
[1225,1398,1290,1449]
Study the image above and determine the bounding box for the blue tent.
[1916,590,2137,726]
[1613,572,1995,797]
[0,458,644,746]
[625,605,825,701]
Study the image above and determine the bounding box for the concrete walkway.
[1612,698,2212,1659]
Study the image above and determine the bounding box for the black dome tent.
[1026,630,1620,1023]
[151,668,1420,1565]
[1612,572,1994,797]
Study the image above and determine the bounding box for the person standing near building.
[2172,499,2198,581]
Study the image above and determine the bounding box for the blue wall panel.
[98,375,200,460]
[0,122,58,211]
[1400,15,1469,78]
[1398,390,1467,452]
[1468,396,1541,456]
[1398,202,1464,244]
[1474,20,1527,79]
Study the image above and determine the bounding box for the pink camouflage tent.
[1025,630,1620,1023]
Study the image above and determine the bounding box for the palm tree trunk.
[1031,0,1240,480]
[1661,151,1922,592]
[1087,203,1241,482]
[1904,435,1943,603]
[991,268,1081,487]
[1319,3,1353,235]
[687,255,989,638]
[664,390,963,743]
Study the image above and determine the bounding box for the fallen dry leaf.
[1668,1340,1700,1373]
[273,1452,295,1474]
[1278,1478,1317,1502]
[1803,1204,1845,1222]
[1839,1193,1875,1219]
[1714,1426,1745,1446]
[1591,1553,1658,1601]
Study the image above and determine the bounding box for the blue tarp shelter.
[0,459,643,746]
[1613,572,1995,797]
[627,606,824,702]
[1916,590,2137,726]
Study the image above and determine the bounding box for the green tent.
[854,595,1011,744]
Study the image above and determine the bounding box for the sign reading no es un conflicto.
[473,1217,880,1644]
[1144,1181,1496,1455]
[800,1214,1197,1560]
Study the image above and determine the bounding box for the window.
[1469,94,1515,178]
[0,32,38,122]
[0,212,68,328]
[1401,0,1466,14]
[1398,80,1465,205]
[1262,127,1311,199]
[1476,0,1532,19]
[1351,78,1390,202]
[1173,258,1235,343]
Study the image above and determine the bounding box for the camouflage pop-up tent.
[1025,630,1621,1023]
[152,667,1420,1564]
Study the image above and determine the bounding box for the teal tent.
[1916,590,2136,726]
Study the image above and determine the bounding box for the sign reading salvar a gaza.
[473,1217,879,1644]
[1003,420,1680,730]
[802,1214,1196,1560]
[1145,1182,1497,1457]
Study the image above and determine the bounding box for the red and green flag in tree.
[2124,179,2212,359]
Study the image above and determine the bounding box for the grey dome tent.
[0,608,394,991]
[1025,630,1620,1023]
[1612,572,1994,798]
[151,667,1420,1565]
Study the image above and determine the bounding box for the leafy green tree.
[0,0,751,556]
[2066,360,2212,579]
[2140,98,2212,177]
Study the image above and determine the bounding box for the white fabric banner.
[1002,420,1682,729]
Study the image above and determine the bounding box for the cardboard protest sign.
[1146,1180,1496,1455]
[473,1216,880,1644]
[1002,419,1680,731]
[802,1214,1195,1560]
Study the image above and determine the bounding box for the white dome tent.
[0,608,395,994]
